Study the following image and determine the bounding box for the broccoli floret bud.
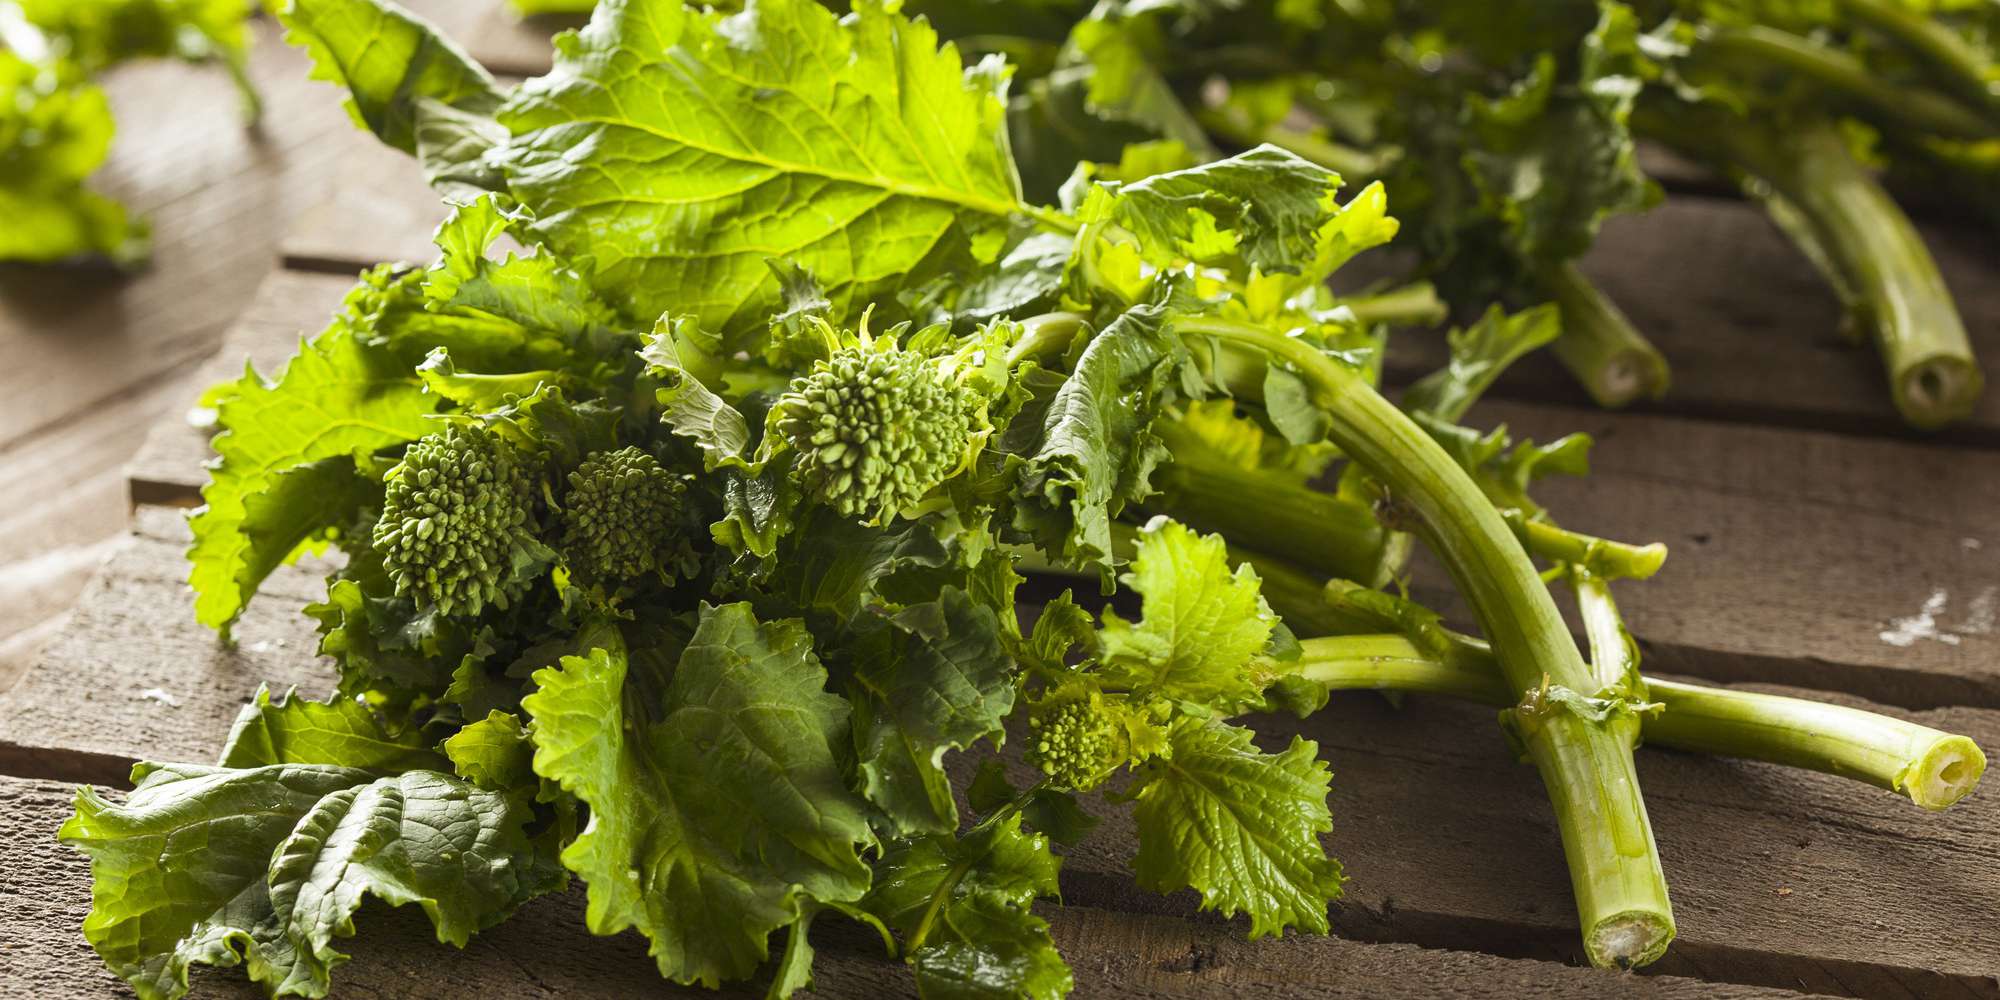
[1028,692,1119,791]
[560,446,689,582]
[372,424,539,617]
[775,345,975,522]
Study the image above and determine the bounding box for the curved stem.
[1538,263,1670,408]
[1342,282,1448,328]
[1168,315,1674,968]
[1835,0,2000,122]
[1291,634,1986,810]
[1697,25,1998,141]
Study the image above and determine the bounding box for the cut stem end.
[1907,735,1987,811]
[1895,356,1984,430]
[1588,911,1676,970]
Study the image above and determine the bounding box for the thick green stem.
[1158,460,1661,584]
[1538,263,1671,408]
[1696,25,1998,141]
[1835,0,2000,122]
[1342,282,1448,328]
[1151,422,1398,588]
[1734,120,1978,428]
[1292,634,1986,810]
[1196,103,1389,181]
[1171,315,1673,968]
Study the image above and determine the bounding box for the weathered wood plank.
[123,270,358,507]
[123,288,2000,711]
[1384,195,2000,445]
[0,775,1811,1000]
[3,508,1990,996]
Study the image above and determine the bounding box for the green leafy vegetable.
[64,3,1993,998]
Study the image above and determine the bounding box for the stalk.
[1645,110,1983,428]
[1537,263,1671,408]
[1834,0,2000,123]
[1150,422,1399,588]
[1170,315,1674,969]
[1695,26,1998,141]
[1291,634,1986,810]
[1155,457,1663,584]
[1342,282,1448,328]
[1195,103,1391,181]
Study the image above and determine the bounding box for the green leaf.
[441,710,538,793]
[490,0,1044,337]
[188,301,438,631]
[520,604,874,987]
[0,55,147,264]
[1401,304,1562,423]
[1129,717,1344,938]
[1097,518,1275,708]
[850,589,1018,834]
[1010,304,1187,569]
[278,0,503,156]
[1087,144,1340,277]
[62,764,555,1000]
[220,685,446,772]
[863,814,1071,1000]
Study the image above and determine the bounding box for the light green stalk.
[1644,109,1983,428]
[1291,633,1986,811]
[1170,315,1674,969]
[1538,263,1671,408]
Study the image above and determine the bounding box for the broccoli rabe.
[776,342,979,523]
[1026,685,1121,791]
[373,423,542,616]
[559,446,690,583]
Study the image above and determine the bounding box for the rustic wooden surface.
[2,508,1990,998]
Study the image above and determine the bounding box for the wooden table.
[4,6,1998,998]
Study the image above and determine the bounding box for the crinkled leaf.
[1129,718,1343,938]
[189,310,438,631]
[850,589,1018,834]
[278,0,503,157]
[492,0,1036,338]
[220,685,445,773]
[62,764,554,1000]
[863,814,1070,1000]
[441,710,537,794]
[1097,518,1275,708]
[1010,304,1187,570]
[520,605,873,987]
[1087,144,1338,277]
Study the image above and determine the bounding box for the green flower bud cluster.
[373,424,539,617]
[776,345,975,522]
[560,446,688,582]
[1027,693,1119,791]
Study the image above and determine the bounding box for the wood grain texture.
[3,508,1988,997]
[122,292,2000,712]
[0,775,1816,1000]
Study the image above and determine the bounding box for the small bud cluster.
[373,424,538,616]
[561,446,687,582]
[1028,695,1118,791]
[776,346,974,522]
